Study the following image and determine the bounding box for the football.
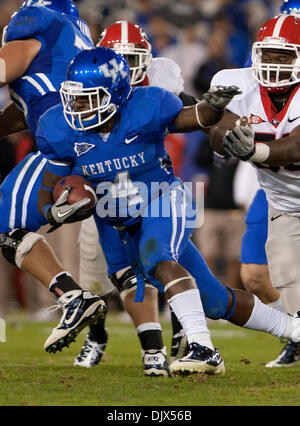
[53,175,97,210]
[236,116,252,128]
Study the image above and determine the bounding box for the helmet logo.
[23,0,52,6]
[99,58,128,81]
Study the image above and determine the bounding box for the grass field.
[0,311,300,407]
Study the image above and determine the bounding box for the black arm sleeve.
[178,91,199,106]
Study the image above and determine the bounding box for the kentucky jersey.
[37,86,183,227]
[211,67,300,216]
[5,5,94,134]
[36,85,233,313]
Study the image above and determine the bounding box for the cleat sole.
[170,360,225,376]
[144,368,171,378]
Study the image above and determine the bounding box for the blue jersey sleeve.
[36,105,74,176]
[5,7,53,49]
[158,87,183,130]
[134,86,183,133]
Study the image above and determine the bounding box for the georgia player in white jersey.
[75,21,198,371]
[210,14,300,319]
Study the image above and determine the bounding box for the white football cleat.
[142,347,170,377]
[44,289,106,353]
[74,333,108,367]
[170,342,225,376]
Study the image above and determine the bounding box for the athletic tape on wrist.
[249,143,270,163]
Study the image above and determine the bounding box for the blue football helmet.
[21,0,79,17]
[280,0,300,15]
[60,47,131,131]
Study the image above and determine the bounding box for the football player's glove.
[47,186,93,233]
[202,85,242,111]
[222,120,255,161]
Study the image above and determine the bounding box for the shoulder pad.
[147,57,184,95]
[5,6,52,43]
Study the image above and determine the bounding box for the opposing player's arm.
[0,102,28,136]
[222,118,300,165]
[0,39,41,87]
[173,86,241,133]
[256,125,300,166]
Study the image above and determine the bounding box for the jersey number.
[111,171,143,206]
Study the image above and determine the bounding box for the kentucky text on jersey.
[81,151,146,175]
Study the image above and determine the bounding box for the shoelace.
[45,304,63,314]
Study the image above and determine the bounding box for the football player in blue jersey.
[33,46,300,376]
[74,21,200,373]
[0,0,107,354]
[239,0,300,368]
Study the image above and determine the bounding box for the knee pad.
[109,267,156,300]
[110,268,137,294]
[0,229,45,268]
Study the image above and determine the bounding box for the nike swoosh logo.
[171,342,179,350]
[288,116,300,123]
[57,208,73,218]
[271,214,282,221]
[63,301,81,326]
[125,135,139,144]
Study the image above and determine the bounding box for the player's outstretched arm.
[0,39,41,87]
[223,119,300,165]
[0,102,28,137]
[258,126,300,166]
[173,85,241,133]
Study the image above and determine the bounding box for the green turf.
[0,312,299,406]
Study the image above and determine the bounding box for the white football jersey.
[146,57,184,96]
[211,67,300,216]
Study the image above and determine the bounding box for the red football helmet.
[252,14,300,92]
[98,21,152,86]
